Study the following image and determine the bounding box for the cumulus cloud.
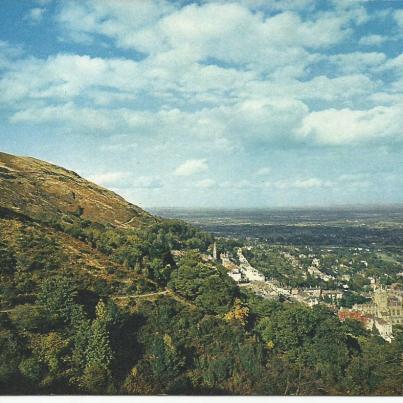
[0,0,402,161]
[256,167,272,176]
[0,54,143,103]
[209,98,309,142]
[358,34,388,46]
[297,105,403,145]
[242,0,315,12]
[174,159,208,176]
[267,177,331,190]
[55,1,355,74]
[132,176,163,189]
[25,8,46,24]
[99,138,138,153]
[336,173,371,189]
[9,103,117,131]
[0,41,23,70]
[88,171,129,186]
[197,178,216,188]
[88,172,162,190]
[327,52,386,74]
[394,9,403,32]
[296,74,377,101]
[380,53,403,75]
[292,178,328,189]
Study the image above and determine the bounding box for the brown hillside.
[0,151,155,227]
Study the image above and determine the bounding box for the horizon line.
[146,203,403,211]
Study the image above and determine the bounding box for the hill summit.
[0,151,154,227]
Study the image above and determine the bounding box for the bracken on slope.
[0,151,155,228]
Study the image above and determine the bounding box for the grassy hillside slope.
[0,152,154,227]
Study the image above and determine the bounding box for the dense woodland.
[0,209,402,395]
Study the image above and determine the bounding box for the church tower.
[212,242,217,260]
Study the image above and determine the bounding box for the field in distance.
[151,206,403,247]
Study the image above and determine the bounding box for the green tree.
[18,357,43,384]
[37,276,78,325]
[83,300,114,393]
[29,331,69,387]
[168,252,238,314]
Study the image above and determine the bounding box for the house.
[374,318,394,342]
[351,285,403,341]
[228,270,242,283]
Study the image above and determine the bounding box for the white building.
[374,318,394,342]
[228,270,243,282]
[242,266,265,282]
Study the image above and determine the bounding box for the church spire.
[212,242,217,260]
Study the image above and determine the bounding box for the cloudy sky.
[1,0,403,208]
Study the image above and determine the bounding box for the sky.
[0,0,403,209]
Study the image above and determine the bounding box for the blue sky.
[1,0,403,208]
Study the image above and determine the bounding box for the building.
[212,242,217,260]
[321,290,343,301]
[351,285,403,341]
[311,258,320,267]
[228,269,243,283]
[242,265,265,282]
[236,248,265,282]
[374,318,394,342]
[221,252,239,271]
[304,288,322,298]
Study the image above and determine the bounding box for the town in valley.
[158,207,403,343]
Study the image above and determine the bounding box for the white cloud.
[99,138,138,153]
[209,98,309,142]
[256,167,271,176]
[0,54,143,103]
[6,95,308,146]
[297,105,403,145]
[394,9,403,32]
[380,53,403,75]
[56,1,353,74]
[88,171,129,186]
[57,1,175,48]
[174,159,208,176]
[266,177,331,190]
[87,172,162,190]
[328,52,386,74]
[4,54,400,149]
[197,178,216,188]
[336,173,371,189]
[297,74,377,101]
[0,41,23,70]
[241,0,315,12]
[9,102,117,131]
[0,1,401,157]
[358,34,388,46]
[230,72,377,104]
[132,176,163,189]
[292,178,326,189]
[26,8,46,24]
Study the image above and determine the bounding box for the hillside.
[0,151,211,306]
[0,152,401,396]
[0,151,154,227]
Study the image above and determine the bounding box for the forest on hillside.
[0,211,402,395]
